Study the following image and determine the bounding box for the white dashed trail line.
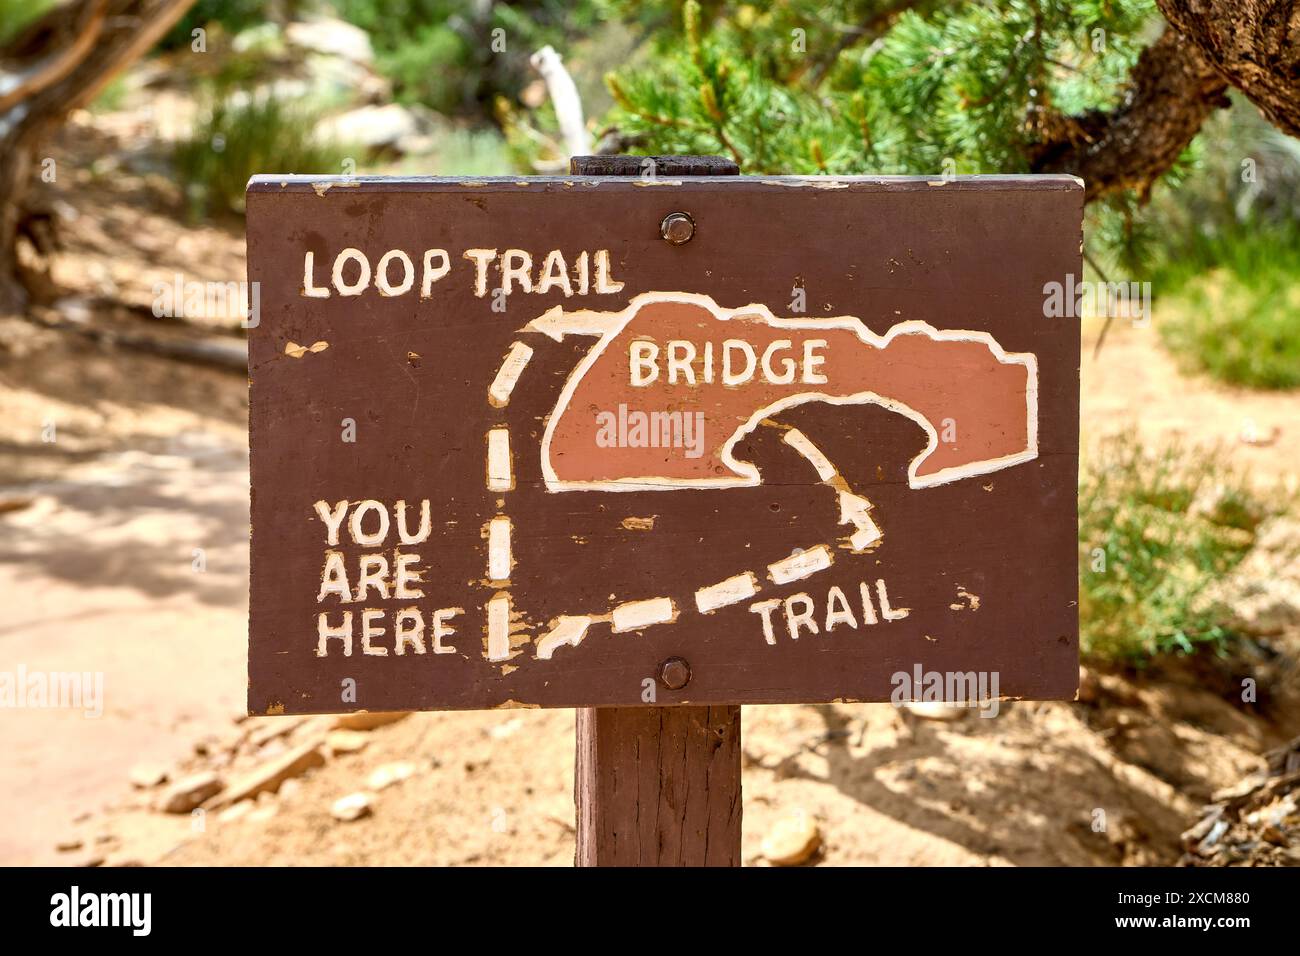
[484,327,886,664]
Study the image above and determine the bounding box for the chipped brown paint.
[311,180,360,197]
[284,340,329,358]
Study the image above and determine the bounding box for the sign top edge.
[246,173,1084,194]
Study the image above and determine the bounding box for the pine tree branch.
[712,120,744,166]
[1028,27,1230,202]
[960,23,1037,109]
[803,0,933,87]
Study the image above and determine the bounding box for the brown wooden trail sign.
[246,169,1081,713]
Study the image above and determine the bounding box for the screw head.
[658,657,691,690]
[660,212,695,245]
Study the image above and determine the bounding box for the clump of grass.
[174,96,353,219]
[1079,434,1284,665]
[1156,227,1300,390]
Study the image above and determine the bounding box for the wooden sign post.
[246,159,1082,866]
[571,155,742,867]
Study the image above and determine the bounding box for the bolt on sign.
[246,174,1082,715]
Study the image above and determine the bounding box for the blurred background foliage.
[330,0,602,115]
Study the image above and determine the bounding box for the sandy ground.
[1081,318,1300,487]
[0,326,249,864]
[1,121,1298,867]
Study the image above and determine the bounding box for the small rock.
[128,763,169,789]
[326,730,371,755]
[331,792,373,822]
[218,801,253,824]
[901,701,967,721]
[247,804,278,824]
[214,741,326,807]
[762,811,822,866]
[1261,824,1288,847]
[278,778,303,802]
[332,711,411,732]
[367,761,417,791]
[1182,805,1224,850]
[55,838,83,852]
[248,716,306,748]
[285,17,374,64]
[159,771,224,813]
[259,737,290,759]
[318,104,420,151]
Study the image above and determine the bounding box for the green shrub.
[174,96,352,219]
[1079,434,1283,664]
[375,23,472,116]
[1156,229,1300,390]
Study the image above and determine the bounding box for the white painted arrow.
[535,615,594,660]
[838,489,882,550]
[521,305,624,342]
[783,426,884,552]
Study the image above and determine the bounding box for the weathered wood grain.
[575,704,741,866]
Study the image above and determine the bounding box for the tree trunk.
[1029,28,1230,202]
[1030,1,1299,201]
[0,0,195,312]
[1158,0,1300,138]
